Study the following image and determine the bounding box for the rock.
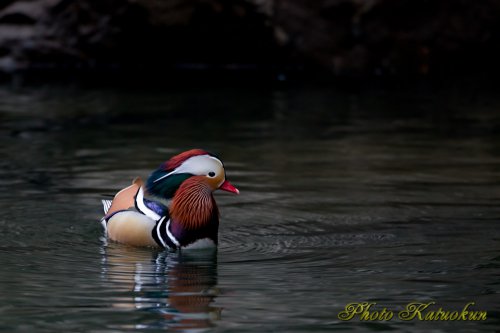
[0,0,499,78]
[269,0,500,76]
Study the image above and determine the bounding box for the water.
[0,82,499,332]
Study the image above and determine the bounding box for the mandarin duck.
[100,149,239,250]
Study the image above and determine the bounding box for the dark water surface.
[0,83,499,332]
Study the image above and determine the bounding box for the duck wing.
[104,177,144,217]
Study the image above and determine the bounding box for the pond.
[0,81,499,332]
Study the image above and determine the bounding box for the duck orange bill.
[220,180,240,194]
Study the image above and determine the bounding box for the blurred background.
[1,2,499,333]
[0,0,499,82]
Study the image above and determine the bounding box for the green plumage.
[146,171,192,199]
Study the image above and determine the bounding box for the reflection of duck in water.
[100,149,239,250]
[101,243,221,330]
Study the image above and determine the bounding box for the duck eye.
[208,172,216,177]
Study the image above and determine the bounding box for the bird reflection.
[100,242,221,331]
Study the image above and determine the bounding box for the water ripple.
[219,220,397,263]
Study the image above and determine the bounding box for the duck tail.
[101,199,112,214]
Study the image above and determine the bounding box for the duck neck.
[170,177,219,230]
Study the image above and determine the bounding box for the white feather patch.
[183,238,216,250]
[135,187,161,221]
[155,217,168,248]
[166,219,181,247]
[154,155,223,183]
[101,199,112,214]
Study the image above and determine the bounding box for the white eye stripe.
[153,168,181,183]
[154,155,223,183]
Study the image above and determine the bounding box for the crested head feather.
[162,149,212,172]
[146,149,223,199]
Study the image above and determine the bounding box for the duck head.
[146,149,239,199]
